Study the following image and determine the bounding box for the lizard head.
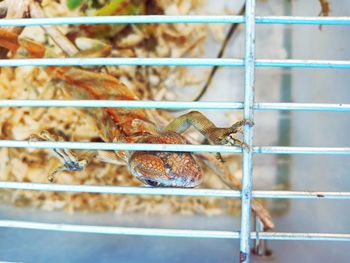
[127,131,203,188]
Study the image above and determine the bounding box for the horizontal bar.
[256,59,350,69]
[1,58,350,68]
[0,16,349,27]
[1,100,349,111]
[0,220,238,239]
[1,140,350,155]
[258,232,350,242]
[1,182,350,200]
[0,15,243,26]
[0,181,241,198]
[255,102,350,112]
[0,140,350,155]
[0,140,242,153]
[256,16,350,25]
[254,147,350,155]
[254,191,350,200]
[0,58,243,67]
[0,100,244,110]
[0,220,349,241]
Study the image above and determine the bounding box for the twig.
[0,0,31,58]
[188,138,275,230]
[193,4,246,101]
[0,1,7,18]
[30,2,79,57]
[1,0,31,34]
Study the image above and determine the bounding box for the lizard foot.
[221,132,249,151]
[210,119,252,150]
[29,130,89,182]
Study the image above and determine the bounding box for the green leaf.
[95,0,128,16]
[67,0,84,10]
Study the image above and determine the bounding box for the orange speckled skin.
[129,132,203,187]
[52,67,204,188]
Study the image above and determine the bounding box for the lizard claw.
[218,131,250,152]
[241,141,250,152]
[215,152,225,163]
[47,165,65,183]
[244,119,254,127]
[29,133,43,142]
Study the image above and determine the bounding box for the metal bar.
[1,181,350,200]
[256,16,350,25]
[253,218,268,256]
[253,191,350,200]
[257,232,350,242]
[0,220,350,241]
[0,220,239,239]
[1,58,350,68]
[1,140,350,155]
[0,100,244,110]
[254,147,350,155]
[254,102,350,112]
[240,0,256,261]
[0,140,243,153]
[0,16,350,27]
[256,59,350,69]
[0,16,244,26]
[0,58,244,67]
[0,100,349,112]
[0,181,241,198]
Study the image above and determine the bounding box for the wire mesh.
[0,1,350,262]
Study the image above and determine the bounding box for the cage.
[0,0,350,262]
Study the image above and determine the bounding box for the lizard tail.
[251,199,275,230]
[199,152,275,230]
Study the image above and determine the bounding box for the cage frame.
[1,0,350,262]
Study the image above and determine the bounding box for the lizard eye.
[142,178,160,187]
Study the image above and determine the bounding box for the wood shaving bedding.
[0,0,243,217]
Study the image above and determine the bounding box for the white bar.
[1,182,350,200]
[1,100,350,111]
[1,58,350,68]
[0,16,349,27]
[0,220,239,239]
[0,100,244,110]
[0,140,242,153]
[254,146,350,155]
[1,220,350,241]
[0,181,241,198]
[1,140,350,155]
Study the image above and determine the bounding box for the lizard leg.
[165,111,251,148]
[29,130,95,182]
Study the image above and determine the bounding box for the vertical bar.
[240,0,256,262]
[253,218,267,256]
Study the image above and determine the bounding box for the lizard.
[0,23,274,230]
